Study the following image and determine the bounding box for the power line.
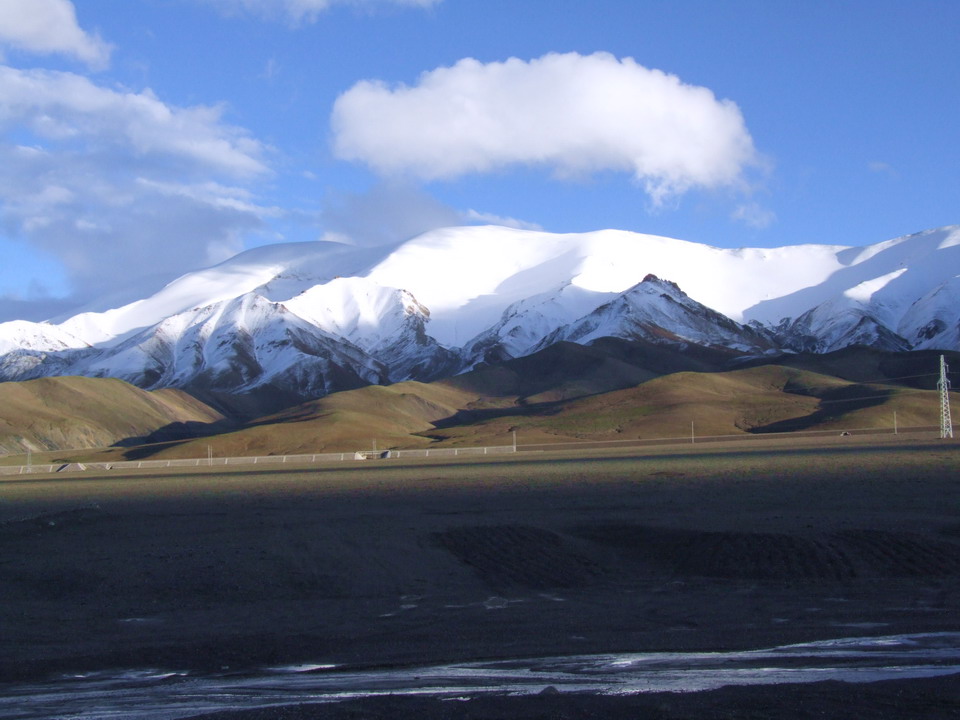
[866,372,939,382]
[806,386,956,407]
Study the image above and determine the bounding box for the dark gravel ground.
[2,440,959,718]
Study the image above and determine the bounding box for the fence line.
[0,424,945,478]
[0,444,520,476]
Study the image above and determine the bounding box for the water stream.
[3,632,960,719]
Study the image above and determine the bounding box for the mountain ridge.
[1,224,957,415]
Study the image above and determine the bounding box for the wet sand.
[2,439,960,717]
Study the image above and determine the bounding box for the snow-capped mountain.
[1,224,957,414]
[536,274,777,354]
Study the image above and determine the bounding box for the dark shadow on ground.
[114,418,239,448]
[749,385,893,433]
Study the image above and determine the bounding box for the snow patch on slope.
[938,228,960,250]
[899,276,960,350]
[843,268,908,303]
[283,277,427,352]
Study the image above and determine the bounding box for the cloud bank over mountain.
[0,65,271,317]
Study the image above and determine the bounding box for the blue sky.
[0,0,957,322]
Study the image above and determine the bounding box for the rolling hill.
[49,344,952,464]
[0,376,225,458]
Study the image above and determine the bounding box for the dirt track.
[2,439,960,717]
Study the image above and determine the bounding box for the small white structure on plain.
[939,354,953,439]
[354,450,387,460]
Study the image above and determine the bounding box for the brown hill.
[111,344,952,461]
[448,338,737,402]
[0,376,224,460]
[413,364,943,448]
[111,339,733,459]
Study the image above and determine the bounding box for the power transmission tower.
[939,354,953,439]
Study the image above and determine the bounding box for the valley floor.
[2,439,960,718]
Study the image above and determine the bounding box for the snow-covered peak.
[898,275,960,350]
[283,277,428,352]
[1,223,958,410]
[11,223,958,353]
[0,319,89,354]
[547,273,773,353]
[461,280,616,365]
[748,225,960,325]
[56,240,376,348]
[364,225,850,341]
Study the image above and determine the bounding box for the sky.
[0,0,957,322]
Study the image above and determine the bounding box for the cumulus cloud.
[0,67,272,320]
[0,0,111,69]
[332,52,759,204]
[0,67,267,177]
[203,0,442,24]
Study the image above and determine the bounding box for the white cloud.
[136,178,280,217]
[0,67,272,320]
[868,160,897,177]
[332,52,760,204]
[260,57,281,80]
[0,67,268,177]
[0,0,111,69]
[204,0,442,24]
[732,202,776,230]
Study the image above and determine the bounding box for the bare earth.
[2,436,960,718]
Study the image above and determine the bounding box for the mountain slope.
[0,224,957,413]
[83,338,726,458]
[537,274,776,353]
[0,376,224,455]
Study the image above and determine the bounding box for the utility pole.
[691,421,695,444]
[939,355,953,439]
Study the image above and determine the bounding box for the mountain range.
[1,224,958,418]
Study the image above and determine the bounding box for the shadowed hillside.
[92,344,954,462]
[739,346,960,391]
[417,364,943,447]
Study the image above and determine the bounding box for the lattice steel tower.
[939,354,953,439]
